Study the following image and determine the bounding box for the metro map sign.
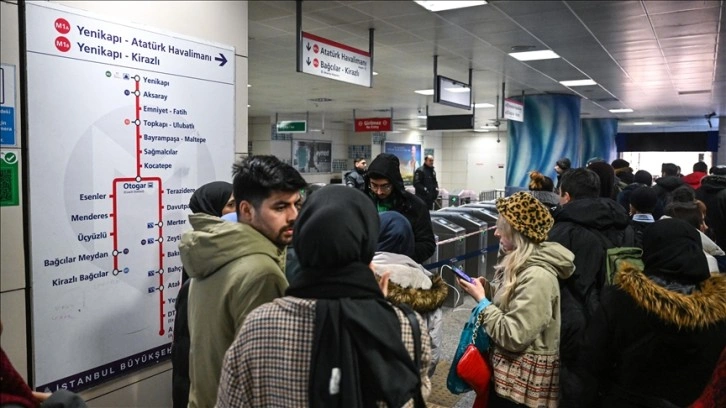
[300,31,371,87]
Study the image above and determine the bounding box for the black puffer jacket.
[652,176,685,219]
[365,153,436,263]
[696,175,726,250]
[344,168,366,191]
[579,266,726,408]
[548,197,635,408]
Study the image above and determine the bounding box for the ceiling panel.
[643,0,720,14]
[247,1,724,130]
[347,1,429,19]
[566,1,646,20]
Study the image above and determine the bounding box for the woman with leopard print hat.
[458,191,575,408]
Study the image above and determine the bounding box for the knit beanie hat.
[496,191,554,243]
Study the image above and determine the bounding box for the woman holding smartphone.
[458,192,575,408]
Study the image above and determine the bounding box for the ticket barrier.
[438,206,499,281]
[448,189,477,207]
[463,202,499,215]
[429,217,466,307]
[431,212,487,279]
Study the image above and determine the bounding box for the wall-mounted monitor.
[434,75,471,110]
[426,114,474,130]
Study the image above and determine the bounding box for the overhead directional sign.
[355,117,391,132]
[504,98,524,122]
[300,32,371,87]
[277,120,307,133]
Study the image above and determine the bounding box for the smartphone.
[450,265,474,283]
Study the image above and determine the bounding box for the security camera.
[705,111,716,128]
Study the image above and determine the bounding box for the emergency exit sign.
[276,120,307,133]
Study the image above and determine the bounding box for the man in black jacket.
[548,167,635,408]
[413,155,439,210]
[344,157,367,191]
[652,162,686,219]
[696,165,726,250]
[365,153,436,263]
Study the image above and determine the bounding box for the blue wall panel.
[506,94,580,189]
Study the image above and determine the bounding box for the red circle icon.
[313,44,319,54]
[55,36,71,52]
[313,58,319,68]
[54,18,71,34]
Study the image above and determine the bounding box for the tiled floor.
[429,288,479,408]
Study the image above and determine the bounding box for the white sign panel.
[25,1,235,392]
[504,98,524,122]
[300,31,371,87]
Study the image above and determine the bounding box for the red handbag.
[456,344,492,408]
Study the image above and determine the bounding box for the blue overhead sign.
[0,64,17,146]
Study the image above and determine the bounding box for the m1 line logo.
[56,36,71,52]
[55,17,72,52]
[313,58,319,68]
[55,18,71,34]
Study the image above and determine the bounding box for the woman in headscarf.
[579,218,726,407]
[172,181,234,408]
[216,185,431,407]
[458,192,576,407]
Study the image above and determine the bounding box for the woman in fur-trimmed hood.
[372,211,448,377]
[579,218,726,408]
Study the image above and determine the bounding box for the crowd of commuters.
[162,154,726,408]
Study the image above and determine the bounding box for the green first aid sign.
[0,150,19,206]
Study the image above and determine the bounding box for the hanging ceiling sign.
[504,98,524,122]
[355,117,391,132]
[300,31,371,87]
[276,120,307,133]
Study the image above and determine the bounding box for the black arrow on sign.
[306,42,311,51]
[214,53,228,67]
[306,57,311,66]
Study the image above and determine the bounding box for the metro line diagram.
[110,75,167,336]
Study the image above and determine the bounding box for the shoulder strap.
[395,303,426,408]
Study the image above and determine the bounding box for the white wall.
[250,115,352,185]
[441,131,508,193]
[0,1,247,406]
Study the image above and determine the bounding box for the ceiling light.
[414,1,487,12]
[609,108,633,113]
[560,79,597,87]
[247,84,251,88]
[414,89,434,95]
[473,103,495,108]
[247,104,251,108]
[509,50,559,61]
[474,129,490,133]
[444,87,470,93]
[480,125,497,129]
[418,127,428,130]
[633,122,652,126]
[373,71,379,76]
[417,115,427,119]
